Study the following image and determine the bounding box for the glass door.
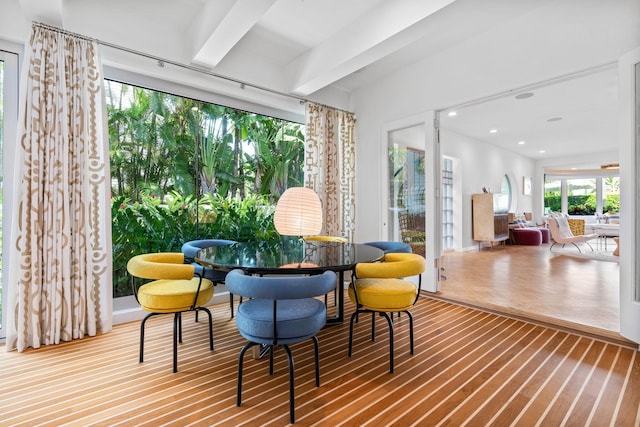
[388,133,425,257]
[383,113,441,293]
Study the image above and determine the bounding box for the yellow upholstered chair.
[348,252,426,373]
[127,252,215,372]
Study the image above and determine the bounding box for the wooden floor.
[1,295,639,426]
[436,240,632,346]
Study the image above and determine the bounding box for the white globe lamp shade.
[273,187,323,236]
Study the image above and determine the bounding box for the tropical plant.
[106,80,306,298]
[111,193,279,297]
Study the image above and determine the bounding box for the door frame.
[381,111,441,292]
[619,46,640,344]
[0,45,21,340]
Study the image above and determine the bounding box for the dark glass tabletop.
[195,238,384,274]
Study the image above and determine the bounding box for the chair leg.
[238,342,258,407]
[229,293,235,318]
[406,310,414,354]
[380,312,395,373]
[269,345,275,375]
[312,336,320,387]
[348,311,359,357]
[173,312,180,373]
[197,307,214,351]
[371,312,376,341]
[282,344,296,425]
[139,312,156,363]
[178,312,183,344]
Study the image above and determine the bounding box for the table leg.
[326,270,345,325]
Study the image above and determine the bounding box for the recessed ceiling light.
[547,117,563,122]
[447,111,457,117]
[539,150,546,154]
[515,92,534,100]
[489,129,497,134]
[518,140,525,145]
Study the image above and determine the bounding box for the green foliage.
[111,193,278,298]
[545,193,620,216]
[106,80,305,298]
[195,193,279,243]
[568,195,596,215]
[544,195,561,212]
[604,194,620,213]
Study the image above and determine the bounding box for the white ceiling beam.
[191,0,276,69]
[286,0,456,96]
[19,0,64,26]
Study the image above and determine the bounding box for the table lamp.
[274,187,323,236]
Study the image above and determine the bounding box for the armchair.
[127,252,214,372]
[548,217,598,253]
[348,252,426,373]
[225,269,336,424]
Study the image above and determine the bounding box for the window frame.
[544,170,620,217]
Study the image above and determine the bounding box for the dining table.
[195,238,385,324]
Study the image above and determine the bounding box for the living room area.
[434,64,627,345]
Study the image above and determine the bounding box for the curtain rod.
[32,22,354,115]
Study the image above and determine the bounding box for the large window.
[603,176,620,213]
[544,173,619,216]
[544,179,561,213]
[106,80,305,298]
[567,178,596,215]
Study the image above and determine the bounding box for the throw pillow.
[555,217,573,238]
[513,219,527,228]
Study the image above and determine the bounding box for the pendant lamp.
[273,187,323,236]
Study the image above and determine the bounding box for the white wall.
[442,129,535,249]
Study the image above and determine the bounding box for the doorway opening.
[435,64,622,340]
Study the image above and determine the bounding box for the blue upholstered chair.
[181,239,237,317]
[363,241,412,254]
[225,269,336,424]
[348,252,426,373]
[127,252,214,373]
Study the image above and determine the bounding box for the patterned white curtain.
[5,24,112,352]
[304,103,356,241]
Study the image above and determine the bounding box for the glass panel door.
[388,125,426,257]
